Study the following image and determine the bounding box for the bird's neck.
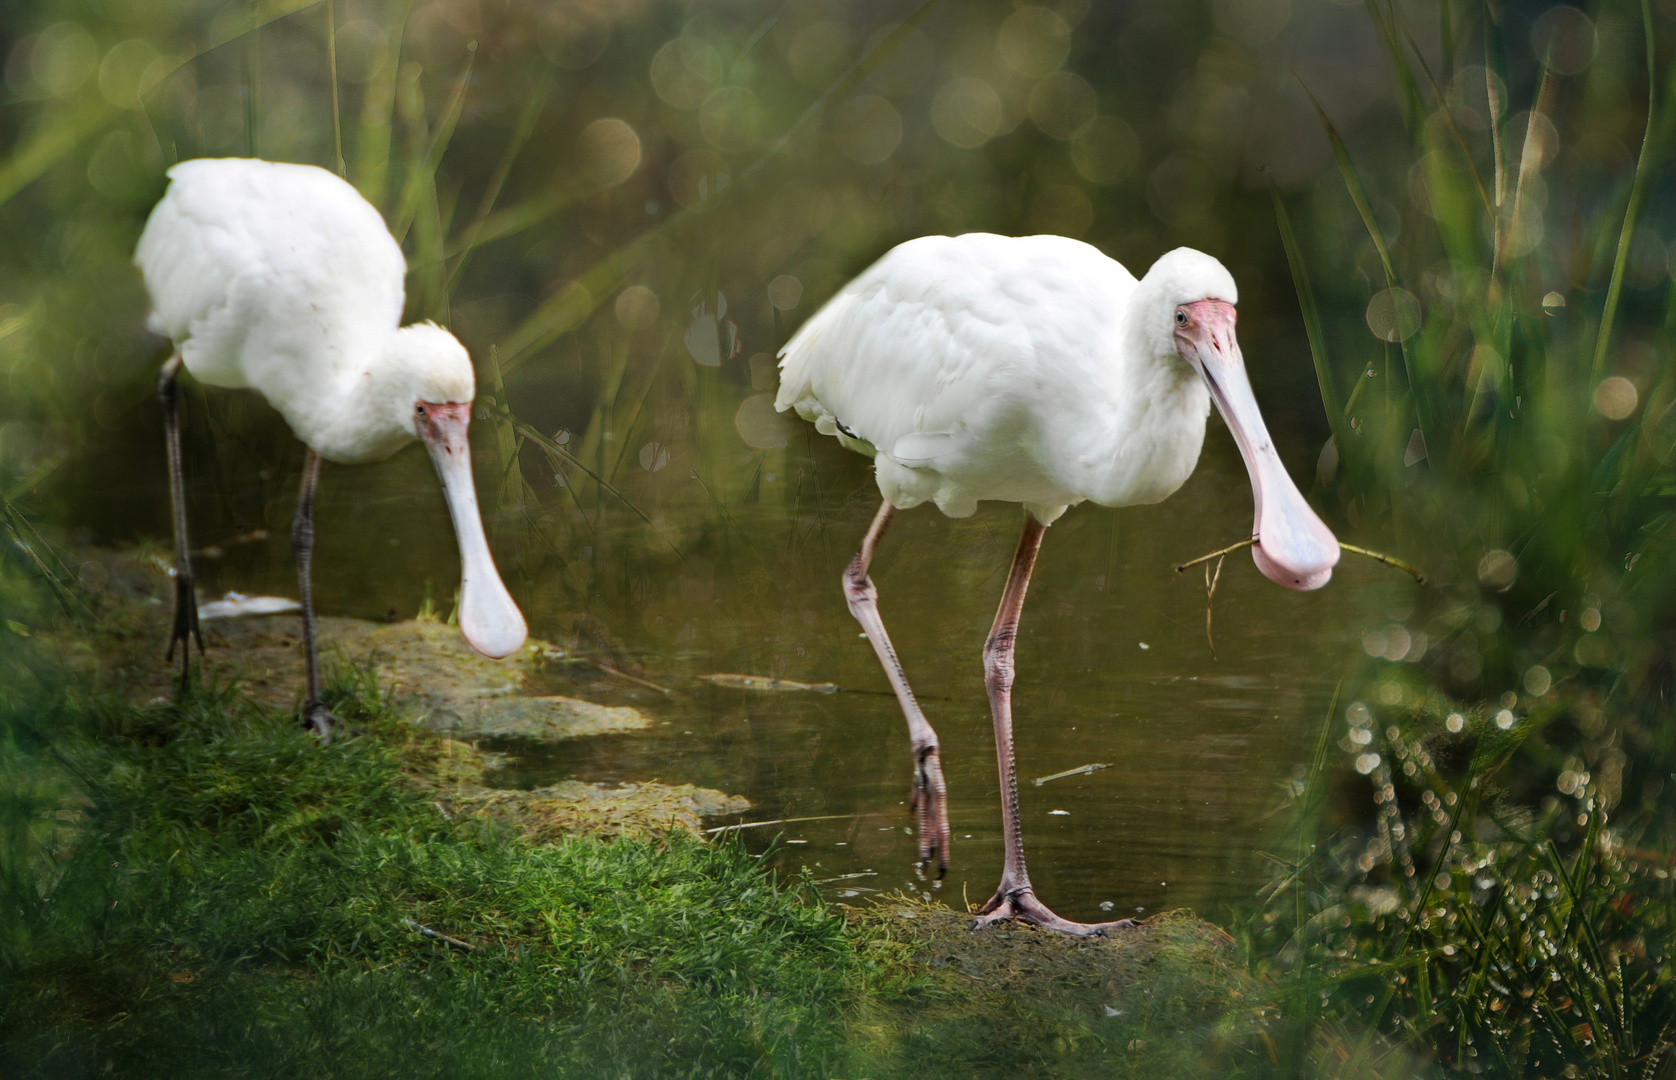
[1081,295,1211,508]
[280,341,415,464]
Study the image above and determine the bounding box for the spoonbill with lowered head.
[776,234,1338,935]
[136,157,527,740]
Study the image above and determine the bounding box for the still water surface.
[165,423,1363,926]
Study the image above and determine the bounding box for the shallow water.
[162,421,1361,926]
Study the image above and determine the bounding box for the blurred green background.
[4,0,1676,1073]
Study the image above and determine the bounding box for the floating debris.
[1033,763,1111,787]
[198,592,302,620]
[192,528,270,559]
[596,659,673,695]
[698,673,839,694]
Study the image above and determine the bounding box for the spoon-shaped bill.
[1177,301,1339,591]
[416,402,528,657]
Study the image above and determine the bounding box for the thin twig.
[1339,543,1427,584]
[1174,537,1255,573]
[1205,552,1226,657]
[595,659,673,695]
[704,814,852,835]
[1174,537,1425,584]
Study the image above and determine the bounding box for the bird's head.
[390,322,476,426]
[1144,248,1340,591]
[389,323,527,660]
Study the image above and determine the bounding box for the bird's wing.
[889,430,957,467]
[135,159,407,390]
[775,234,1044,472]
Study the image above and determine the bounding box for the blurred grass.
[1251,2,1676,1074]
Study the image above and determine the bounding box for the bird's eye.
[1175,309,1189,327]
[416,404,426,417]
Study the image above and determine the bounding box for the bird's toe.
[301,700,338,744]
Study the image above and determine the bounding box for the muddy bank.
[851,899,1263,1064]
[75,547,746,840]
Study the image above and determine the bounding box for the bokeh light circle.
[578,118,641,188]
[997,7,1070,78]
[931,77,1002,148]
[1364,287,1422,343]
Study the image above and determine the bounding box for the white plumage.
[778,235,1227,524]
[776,233,1338,935]
[137,158,472,464]
[136,158,526,737]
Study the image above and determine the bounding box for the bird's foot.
[166,570,204,683]
[301,699,338,744]
[910,744,951,877]
[970,885,1136,937]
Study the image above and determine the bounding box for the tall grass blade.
[1301,84,1396,283]
[326,0,345,178]
[1361,0,1426,134]
[1590,0,1663,385]
[394,47,475,246]
[442,68,554,303]
[606,333,677,484]
[1400,23,1492,218]
[1270,182,1344,446]
[1438,0,1456,73]
[485,347,535,520]
[1503,54,1556,275]
[507,419,655,531]
[354,0,417,211]
[441,188,571,260]
[0,504,92,625]
[1484,12,1507,210]
[244,0,260,158]
[1301,81,1434,446]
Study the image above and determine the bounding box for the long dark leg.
[844,500,951,876]
[292,450,336,742]
[971,513,1134,937]
[159,353,203,682]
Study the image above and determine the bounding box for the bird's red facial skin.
[1173,299,1237,365]
[415,400,472,453]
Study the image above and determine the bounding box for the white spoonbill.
[136,158,527,740]
[776,234,1338,935]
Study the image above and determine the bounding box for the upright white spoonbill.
[776,234,1339,935]
[136,158,527,739]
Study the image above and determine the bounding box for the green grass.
[1248,3,1676,1075]
[0,668,888,1077]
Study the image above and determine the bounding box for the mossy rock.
[70,547,745,842]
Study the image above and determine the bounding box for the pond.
[126,410,1369,924]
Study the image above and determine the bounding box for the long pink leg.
[971,514,1134,936]
[844,501,951,876]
